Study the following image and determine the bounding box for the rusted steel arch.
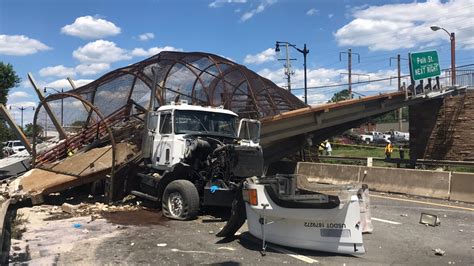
[160,60,210,104]
[206,66,253,110]
[66,51,305,120]
[32,93,118,184]
[190,58,227,103]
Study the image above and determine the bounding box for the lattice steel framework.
[71,51,306,120]
[32,51,306,166]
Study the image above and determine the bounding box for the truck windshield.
[174,110,236,137]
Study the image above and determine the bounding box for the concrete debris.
[15,207,120,265]
[58,201,142,217]
[400,214,408,217]
[0,143,140,208]
[61,203,81,214]
[433,248,446,256]
[9,239,29,263]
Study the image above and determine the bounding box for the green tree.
[24,123,43,138]
[0,62,21,105]
[0,62,21,143]
[328,89,350,103]
[372,107,409,123]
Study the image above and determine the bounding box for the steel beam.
[28,73,67,139]
[0,105,32,154]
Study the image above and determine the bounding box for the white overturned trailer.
[242,175,366,255]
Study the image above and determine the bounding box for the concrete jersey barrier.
[296,162,473,203]
[450,172,474,203]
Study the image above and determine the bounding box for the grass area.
[331,143,409,159]
[319,143,473,172]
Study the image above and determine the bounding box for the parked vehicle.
[2,140,26,156]
[129,101,263,220]
[388,130,409,142]
[358,131,390,144]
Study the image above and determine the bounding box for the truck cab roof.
[157,103,238,117]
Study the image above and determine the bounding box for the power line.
[291,63,474,91]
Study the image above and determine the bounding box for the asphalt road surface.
[55,192,473,265]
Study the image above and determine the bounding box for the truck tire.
[162,180,199,220]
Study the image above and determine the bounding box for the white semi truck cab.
[132,101,263,220]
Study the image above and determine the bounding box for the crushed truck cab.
[132,101,263,220]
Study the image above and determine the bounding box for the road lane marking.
[268,244,319,264]
[372,217,401,225]
[371,194,474,212]
[241,234,318,263]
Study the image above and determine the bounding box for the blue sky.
[1,0,473,124]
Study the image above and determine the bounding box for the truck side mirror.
[238,119,261,145]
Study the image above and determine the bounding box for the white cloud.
[46,79,93,89]
[243,48,276,64]
[258,66,403,104]
[259,67,344,88]
[8,91,31,101]
[75,63,110,76]
[138,33,155,41]
[73,40,131,63]
[209,0,247,8]
[240,0,276,22]
[130,46,183,57]
[39,65,76,77]
[306,8,319,16]
[61,16,121,39]
[335,0,474,51]
[0,35,51,56]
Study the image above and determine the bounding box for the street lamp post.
[430,25,456,86]
[275,41,310,105]
[44,87,64,126]
[9,105,35,129]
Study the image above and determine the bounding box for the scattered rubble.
[59,201,142,217]
[8,202,137,264]
[433,248,446,256]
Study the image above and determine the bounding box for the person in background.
[399,145,405,160]
[325,140,332,156]
[385,142,394,159]
[318,142,325,155]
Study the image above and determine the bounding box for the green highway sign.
[409,50,441,81]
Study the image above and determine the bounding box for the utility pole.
[340,49,360,99]
[277,43,296,92]
[390,54,408,131]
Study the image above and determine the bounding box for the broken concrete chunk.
[433,248,446,256]
[61,203,79,214]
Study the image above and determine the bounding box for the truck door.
[238,119,261,147]
[154,111,173,168]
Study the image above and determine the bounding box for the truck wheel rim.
[168,192,184,217]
